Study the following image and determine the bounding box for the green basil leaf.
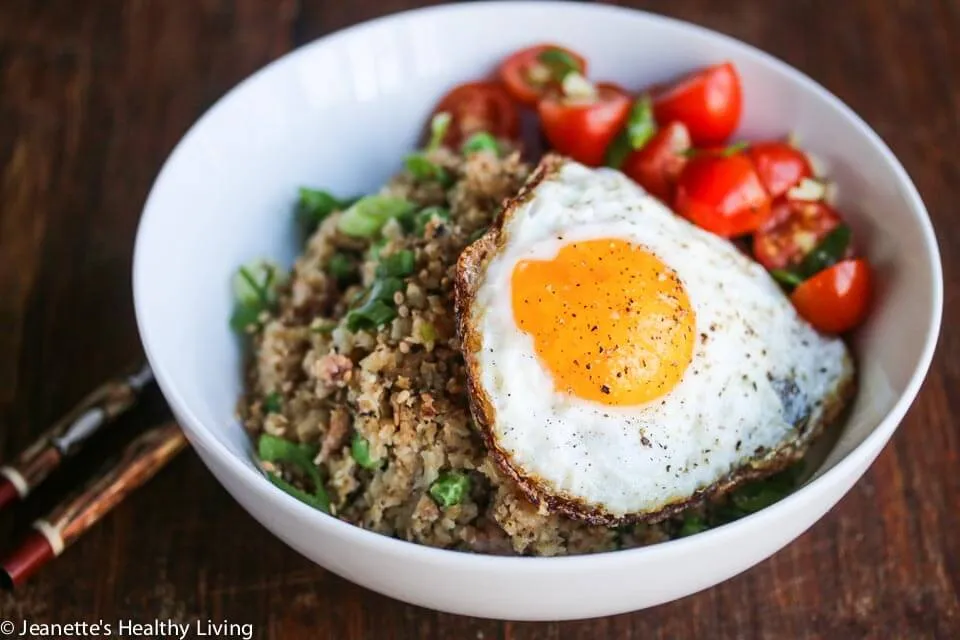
[604,131,633,169]
[797,224,852,279]
[537,48,582,81]
[770,269,804,289]
[625,95,656,150]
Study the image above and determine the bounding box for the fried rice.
[237,148,682,555]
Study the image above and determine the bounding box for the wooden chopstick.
[0,362,154,510]
[0,421,187,588]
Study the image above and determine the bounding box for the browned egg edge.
[453,154,859,527]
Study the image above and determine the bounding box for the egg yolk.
[511,238,695,406]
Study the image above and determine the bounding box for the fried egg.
[455,156,856,525]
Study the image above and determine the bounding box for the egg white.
[471,160,853,519]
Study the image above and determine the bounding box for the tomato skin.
[499,44,588,107]
[431,81,521,148]
[538,84,633,166]
[674,152,772,237]
[652,62,743,147]
[748,141,813,199]
[621,121,692,202]
[790,259,872,334]
[752,200,843,270]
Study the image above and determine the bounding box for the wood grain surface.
[1,0,957,638]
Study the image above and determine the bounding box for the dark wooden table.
[1,0,957,637]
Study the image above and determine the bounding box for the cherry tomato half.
[748,141,813,199]
[790,258,872,334]
[621,121,692,202]
[652,62,743,147]
[431,81,521,148]
[753,200,843,270]
[499,44,589,107]
[674,152,771,238]
[538,83,632,167]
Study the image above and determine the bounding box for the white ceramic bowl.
[133,1,942,621]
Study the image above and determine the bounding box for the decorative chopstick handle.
[0,421,187,588]
[0,362,154,509]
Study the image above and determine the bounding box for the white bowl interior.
[133,2,941,620]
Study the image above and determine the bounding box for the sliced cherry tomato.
[652,62,743,147]
[790,258,872,334]
[674,152,771,237]
[538,84,632,166]
[753,200,843,270]
[499,44,588,107]
[621,121,692,202]
[747,141,813,199]
[430,81,520,148]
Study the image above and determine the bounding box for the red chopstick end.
[0,531,55,589]
[0,478,21,511]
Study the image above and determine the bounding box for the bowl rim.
[132,0,944,568]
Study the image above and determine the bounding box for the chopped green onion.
[377,249,416,278]
[230,304,262,333]
[263,392,283,414]
[350,433,381,470]
[538,47,582,81]
[266,472,330,511]
[257,434,329,512]
[797,224,852,279]
[311,319,337,335]
[345,300,397,332]
[462,132,500,156]
[467,227,487,243]
[367,236,389,261]
[258,433,318,464]
[233,260,281,307]
[404,154,452,185]
[678,514,709,537]
[726,465,802,516]
[327,252,356,282]
[338,196,417,238]
[730,478,793,513]
[729,484,788,513]
[770,269,804,289]
[418,321,437,344]
[231,260,285,333]
[429,471,470,508]
[344,277,404,332]
[369,276,405,302]
[298,188,356,235]
[414,206,451,236]
[427,112,452,152]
